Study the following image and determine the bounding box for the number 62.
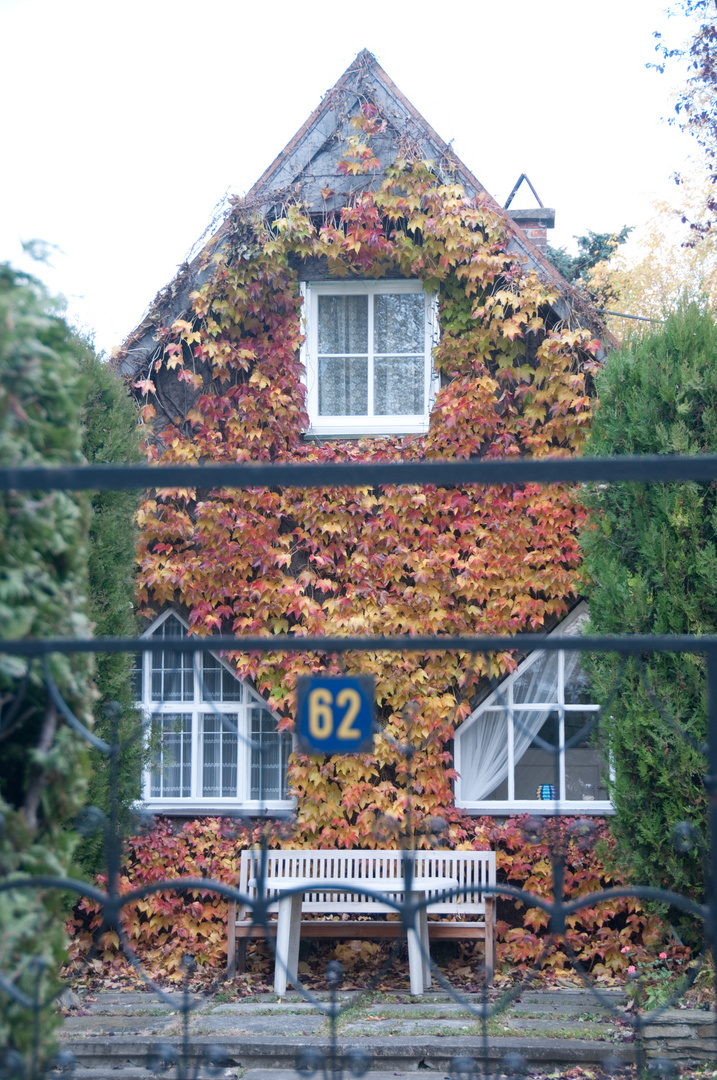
[308,686,362,741]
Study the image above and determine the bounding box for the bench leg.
[406,893,425,996]
[419,907,431,989]
[274,894,302,995]
[226,901,237,980]
[484,898,496,984]
[235,938,247,974]
[287,896,302,989]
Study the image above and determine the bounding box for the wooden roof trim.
[245,53,369,202]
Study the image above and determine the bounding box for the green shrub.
[579,305,717,936]
[0,263,94,1069]
[76,350,142,876]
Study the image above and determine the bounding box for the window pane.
[318,295,368,353]
[222,720,239,795]
[163,666,183,702]
[203,715,220,796]
[483,775,508,800]
[202,713,239,797]
[202,653,243,702]
[513,710,560,799]
[149,713,191,798]
[318,356,368,415]
[374,293,424,353]
[513,651,558,705]
[564,653,594,705]
[203,658,221,701]
[150,615,193,702]
[374,355,424,415]
[222,667,242,701]
[250,707,292,800]
[565,711,608,800]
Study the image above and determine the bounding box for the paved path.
[54,985,635,1078]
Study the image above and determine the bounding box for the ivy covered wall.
[133,106,602,846]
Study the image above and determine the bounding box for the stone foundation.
[641,1008,717,1063]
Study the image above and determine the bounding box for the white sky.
[0,0,699,354]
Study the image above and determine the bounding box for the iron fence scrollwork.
[1,456,716,1079]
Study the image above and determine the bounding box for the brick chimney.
[506,207,555,255]
[503,174,555,255]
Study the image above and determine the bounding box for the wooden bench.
[226,848,496,993]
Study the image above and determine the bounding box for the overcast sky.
[0,0,699,354]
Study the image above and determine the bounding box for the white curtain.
[459,707,511,801]
[459,649,582,801]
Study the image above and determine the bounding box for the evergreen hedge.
[580,305,717,936]
[78,350,142,875]
[0,264,94,1068]
[0,264,141,1070]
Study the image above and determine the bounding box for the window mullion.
[367,292,375,418]
[218,710,225,798]
[192,651,202,799]
[558,708,566,801]
[142,645,153,799]
[426,293,435,412]
[308,285,318,421]
[190,712,200,799]
[237,705,246,803]
[142,709,151,801]
[507,686,515,802]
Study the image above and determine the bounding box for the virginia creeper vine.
[134,106,601,847]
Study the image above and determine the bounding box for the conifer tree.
[77,350,141,874]
[0,263,140,1068]
[0,262,93,1067]
[580,305,717,934]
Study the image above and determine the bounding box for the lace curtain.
[317,292,425,416]
[459,649,582,801]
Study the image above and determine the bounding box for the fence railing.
[2,455,717,1079]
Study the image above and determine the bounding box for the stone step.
[58,1033,635,1073]
[51,1071,233,1080]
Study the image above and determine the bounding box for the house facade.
[116,51,612,840]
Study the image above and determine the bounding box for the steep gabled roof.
[247,49,492,211]
[115,49,608,377]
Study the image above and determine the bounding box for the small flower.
[627,965,637,974]
[659,952,667,960]
[620,946,630,954]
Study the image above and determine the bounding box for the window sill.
[305,421,430,439]
[139,799,295,817]
[456,800,614,816]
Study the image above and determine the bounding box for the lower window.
[137,612,293,811]
[455,604,611,813]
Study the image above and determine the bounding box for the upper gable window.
[302,280,437,437]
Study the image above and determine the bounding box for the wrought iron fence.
[1,455,717,1079]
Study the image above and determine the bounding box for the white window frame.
[301,279,439,437]
[136,610,294,815]
[455,603,613,816]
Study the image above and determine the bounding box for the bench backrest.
[237,848,495,918]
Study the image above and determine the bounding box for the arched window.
[455,604,611,814]
[134,611,293,813]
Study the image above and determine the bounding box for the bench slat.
[232,919,490,940]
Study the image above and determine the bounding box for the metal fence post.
[707,646,717,1008]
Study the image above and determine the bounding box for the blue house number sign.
[296,675,375,754]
